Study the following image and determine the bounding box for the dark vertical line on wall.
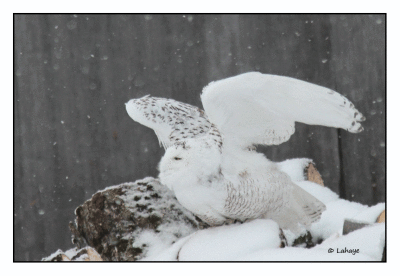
[337,128,346,199]
[371,169,378,204]
[195,15,208,103]
[13,15,24,192]
[41,15,61,191]
[324,16,342,194]
[13,14,24,261]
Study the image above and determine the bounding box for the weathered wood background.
[14,14,385,261]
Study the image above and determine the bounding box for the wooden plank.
[329,15,385,204]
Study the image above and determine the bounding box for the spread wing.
[126,95,214,149]
[201,72,365,149]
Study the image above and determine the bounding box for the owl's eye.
[173,157,182,160]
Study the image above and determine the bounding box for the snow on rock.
[42,249,69,261]
[42,246,103,261]
[117,177,205,258]
[277,158,313,182]
[142,234,195,261]
[69,177,208,261]
[177,219,282,261]
[353,203,386,223]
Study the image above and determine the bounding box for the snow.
[64,247,79,259]
[130,220,198,258]
[178,220,282,261]
[314,223,385,261]
[237,247,375,261]
[143,216,384,261]
[142,234,194,261]
[353,203,386,222]
[131,230,173,258]
[277,158,313,182]
[295,181,385,242]
[42,249,65,261]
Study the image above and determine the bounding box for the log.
[67,177,208,261]
[376,210,385,223]
[305,163,324,187]
[41,247,103,261]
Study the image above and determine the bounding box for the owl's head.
[158,138,221,191]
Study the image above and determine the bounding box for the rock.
[42,246,103,261]
[279,229,288,248]
[292,231,314,248]
[68,177,208,261]
[342,208,386,236]
[42,249,71,261]
[342,219,371,236]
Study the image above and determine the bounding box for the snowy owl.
[125,72,365,232]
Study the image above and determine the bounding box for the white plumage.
[126,72,365,232]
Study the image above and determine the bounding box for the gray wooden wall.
[14,14,385,261]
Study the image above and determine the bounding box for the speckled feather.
[126,95,222,149]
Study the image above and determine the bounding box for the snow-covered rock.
[42,246,103,261]
[68,177,208,261]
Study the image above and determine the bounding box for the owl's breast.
[172,178,228,225]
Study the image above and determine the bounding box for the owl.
[126,72,365,232]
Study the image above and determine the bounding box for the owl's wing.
[126,96,214,149]
[226,167,326,232]
[201,72,365,149]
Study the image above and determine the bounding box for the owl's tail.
[291,184,326,224]
[269,183,326,233]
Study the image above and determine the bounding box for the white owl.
[125,72,365,232]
